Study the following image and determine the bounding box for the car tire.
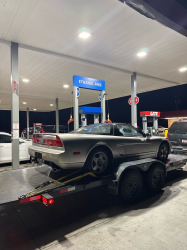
[85,147,112,175]
[119,170,143,202]
[147,164,165,192]
[157,142,169,162]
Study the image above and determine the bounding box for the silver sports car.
[29,123,170,174]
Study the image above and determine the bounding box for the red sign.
[140,111,160,117]
[128,97,139,105]
[14,81,17,92]
[33,123,43,126]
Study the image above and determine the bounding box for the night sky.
[0,83,187,134]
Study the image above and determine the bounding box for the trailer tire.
[119,170,143,202]
[147,164,165,192]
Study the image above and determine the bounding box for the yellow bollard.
[165,129,168,138]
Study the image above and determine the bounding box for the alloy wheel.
[91,152,108,173]
[160,145,168,159]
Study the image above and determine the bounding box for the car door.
[0,134,12,163]
[114,125,156,158]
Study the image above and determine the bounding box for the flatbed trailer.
[18,153,187,205]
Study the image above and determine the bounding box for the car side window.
[0,135,12,143]
[86,124,113,135]
[115,125,143,137]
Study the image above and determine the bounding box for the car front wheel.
[157,142,169,162]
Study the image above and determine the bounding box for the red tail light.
[167,134,169,139]
[22,131,26,133]
[32,134,63,147]
[48,198,54,205]
[42,196,54,205]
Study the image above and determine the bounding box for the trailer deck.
[1,153,187,205]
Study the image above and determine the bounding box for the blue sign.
[76,87,80,97]
[73,75,105,91]
[98,93,101,101]
[79,106,102,114]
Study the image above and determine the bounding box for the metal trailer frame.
[18,153,187,206]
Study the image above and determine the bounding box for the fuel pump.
[140,111,160,136]
[79,107,102,127]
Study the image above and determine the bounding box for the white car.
[0,132,32,164]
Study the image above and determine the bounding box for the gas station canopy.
[0,0,187,111]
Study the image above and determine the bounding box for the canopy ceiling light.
[22,79,29,83]
[79,32,91,39]
[179,67,187,72]
[137,51,147,57]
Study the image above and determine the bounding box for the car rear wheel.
[157,142,169,162]
[119,170,143,202]
[85,148,111,175]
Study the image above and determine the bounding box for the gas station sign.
[73,75,105,91]
[128,96,139,105]
[140,111,160,117]
[33,123,43,126]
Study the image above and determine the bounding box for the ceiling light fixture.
[63,84,69,88]
[22,79,29,82]
[137,51,147,57]
[50,104,53,106]
[79,32,91,39]
[33,109,36,111]
[179,67,187,72]
[23,102,26,104]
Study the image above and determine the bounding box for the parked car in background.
[21,125,68,138]
[29,123,170,174]
[168,120,187,147]
[21,126,41,139]
[40,125,67,133]
[0,132,32,164]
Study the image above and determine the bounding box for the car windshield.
[169,122,187,134]
[71,124,113,135]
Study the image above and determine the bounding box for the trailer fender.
[108,158,165,195]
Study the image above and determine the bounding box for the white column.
[27,108,29,139]
[101,90,106,123]
[11,42,19,169]
[73,86,79,129]
[131,73,137,127]
[56,98,59,133]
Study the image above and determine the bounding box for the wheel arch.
[86,144,114,162]
[159,140,170,152]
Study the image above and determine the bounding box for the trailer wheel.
[147,164,165,192]
[119,170,143,202]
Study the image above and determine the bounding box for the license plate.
[35,152,42,159]
[182,139,187,143]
